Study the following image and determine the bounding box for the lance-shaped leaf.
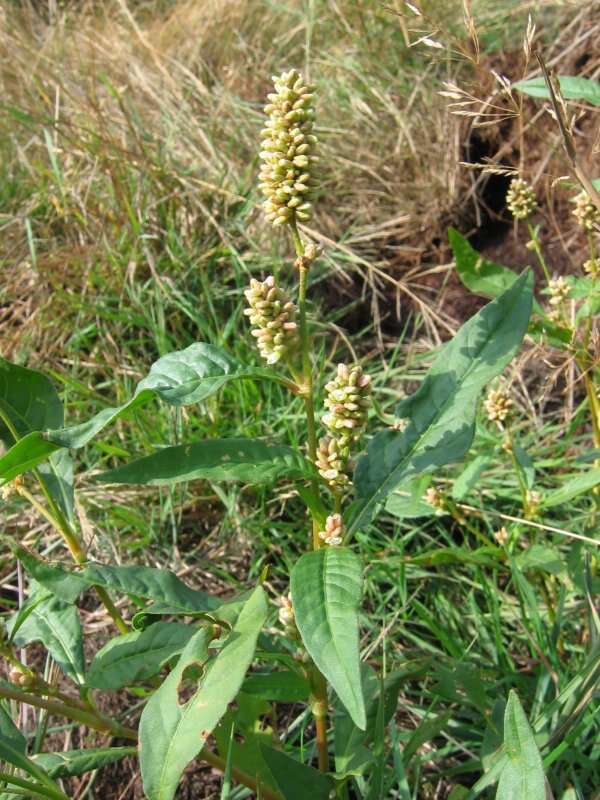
[96,438,313,486]
[291,547,366,729]
[9,585,85,685]
[514,75,600,106]
[350,270,533,534]
[260,745,335,800]
[31,747,136,779]
[0,344,286,486]
[87,622,194,689]
[139,585,268,800]
[0,359,74,521]
[16,547,220,611]
[496,691,545,800]
[0,734,69,800]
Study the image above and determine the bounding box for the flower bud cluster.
[573,191,600,231]
[506,178,536,220]
[548,275,569,308]
[484,387,513,423]
[423,487,446,515]
[583,258,599,278]
[323,364,371,448]
[315,437,350,490]
[318,513,344,546]
[243,275,299,364]
[317,364,371,489]
[259,69,319,227]
[278,594,299,639]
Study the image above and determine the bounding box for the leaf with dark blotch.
[350,271,533,534]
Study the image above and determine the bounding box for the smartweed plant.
[2,69,549,799]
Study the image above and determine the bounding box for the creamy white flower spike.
[318,513,344,546]
[484,386,513,423]
[573,191,600,232]
[506,178,536,221]
[259,69,319,227]
[243,275,299,364]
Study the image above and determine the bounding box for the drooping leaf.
[87,622,195,689]
[351,271,533,534]
[0,359,74,521]
[16,548,220,612]
[496,691,545,800]
[31,747,136,779]
[260,745,335,800]
[0,344,285,485]
[291,547,366,729]
[514,75,600,106]
[139,586,267,800]
[513,443,535,491]
[8,585,85,684]
[96,438,313,486]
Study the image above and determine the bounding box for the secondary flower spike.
[572,190,600,231]
[259,69,319,227]
[244,275,299,364]
[506,178,536,220]
[323,363,371,450]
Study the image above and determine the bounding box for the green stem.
[0,685,283,800]
[527,223,551,284]
[289,220,321,550]
[0,772,68,800]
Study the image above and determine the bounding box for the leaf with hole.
[0,344,286,486]
[350,270,533,533]
[96,438,313,486]
[291,547,366,729]
[139,585,267,800]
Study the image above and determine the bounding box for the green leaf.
[403,710,452,764]
[87,622,195,689]
[0,359,74,521]
[452,455,490,501]
[496,691,545,800]
[513,444,535,491]
[541,468,600,508]
[291,547,366,729]
[0,344,284,485]
[96,438,313,486]
[351,271,533,533]
[9,585,85,684]
[0,707,26,753]
[514,76,600,106]
[260,745,335,800]
[31,747,136,779]
[449,228,522,299]
[385,475,435,519]
[241,670,310,702]
[17,549,220,613]
[0,737,69,800]
[139,585,268,800]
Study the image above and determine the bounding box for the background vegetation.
[1,0,599,797]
